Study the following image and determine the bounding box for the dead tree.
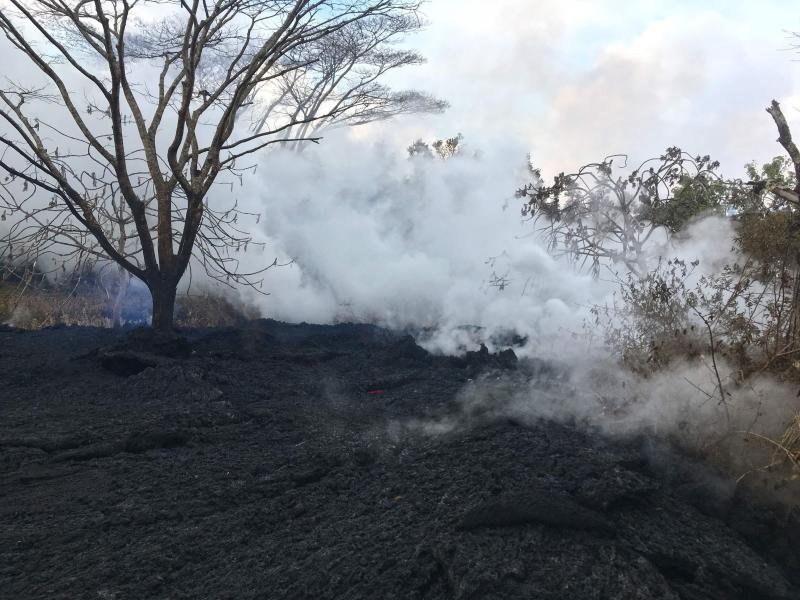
[0,0,427,331]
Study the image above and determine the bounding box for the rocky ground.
[0,320,798,600]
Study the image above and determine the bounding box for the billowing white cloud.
[537,11,800,174]
[232,135,607,355]
[374,1,800,178]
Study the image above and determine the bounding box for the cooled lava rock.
[0,320,797,600]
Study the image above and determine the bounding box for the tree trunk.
[790,259,800,349]
[767,100,800,358]
[150,278,177,332]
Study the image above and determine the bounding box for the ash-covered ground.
[1,320,798,600]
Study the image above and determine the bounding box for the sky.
[362,0,800,179]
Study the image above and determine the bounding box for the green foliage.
[432,134,464,160]
[523,144,800,379]
[647,173,727,232]
[738,211,799,269]
[732,155,798,215]
[745,155,796,190]
[406,139,433,159]
[407,133,464,160]
[518,147,723,276]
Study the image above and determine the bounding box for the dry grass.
[775,414,800,472]
[1,283,115,328]
[729,418,800,509]
[0,282,15,323]
[0,280,259,329]
[175,292,260,327]
[781,412,800,446]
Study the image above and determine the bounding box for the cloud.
[374,2,800,179]
[535,11,799,174]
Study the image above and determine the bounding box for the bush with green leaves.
[518,148,725,277]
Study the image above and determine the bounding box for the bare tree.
[250,11,446,147]
[517,148,724,277]
[0,0,427,331]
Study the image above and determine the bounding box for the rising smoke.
[235,132,608,356]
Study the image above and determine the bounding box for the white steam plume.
[235,133,612,356]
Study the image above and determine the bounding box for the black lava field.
[1,320,798,599]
